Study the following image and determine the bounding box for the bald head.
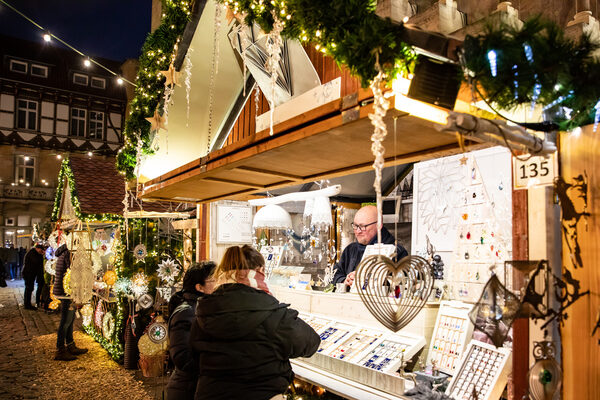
[353,205,379,245]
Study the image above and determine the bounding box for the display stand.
[426,300,474,375]
[445,340,512,400]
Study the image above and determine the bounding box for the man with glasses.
[332,205,408,289]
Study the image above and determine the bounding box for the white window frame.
[16,99,38,130]
[15,155,36,186]
[70,107,87,137]
[90,77,106,89]
[30,64,48,78]
[73,73,89,86]
[9,59,27,74]
[89,110,104,139]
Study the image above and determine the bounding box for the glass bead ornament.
[528,341,562,400]
[137,293,154,310]
[157,258,181,285]
[468,274,521,347]
[133,244,147,262]
[131,272,149,297]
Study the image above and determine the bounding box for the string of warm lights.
[0,0,136,87]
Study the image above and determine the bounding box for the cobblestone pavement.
[0,280,165,400]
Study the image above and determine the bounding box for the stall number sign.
[513,153,556,190]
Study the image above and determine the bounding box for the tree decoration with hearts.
[355,255,434,332]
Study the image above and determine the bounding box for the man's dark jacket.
[167,290,203,400]
[53,244,70,297]
[332,227,408,284]
[22,248,44,283]
[190,283,320,400]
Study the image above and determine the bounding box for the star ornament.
[160,63,181,87]
[157,258,181,285]
[145,109,167,132]
[459,155,468,165]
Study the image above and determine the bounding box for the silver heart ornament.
[355,255,434,332]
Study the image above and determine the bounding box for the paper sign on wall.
[216,204,252,243]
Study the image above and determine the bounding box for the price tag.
[512,153,557,190]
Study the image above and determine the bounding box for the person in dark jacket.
[167,261,217,400]
[332,205,408,287]
[53,241,88,361]
[22,244,46,310]
[191,245,320,400]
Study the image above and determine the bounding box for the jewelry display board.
[259,245,285,277]
[216,203,252,243]
[445,340,512,400]
[426,301,474,375]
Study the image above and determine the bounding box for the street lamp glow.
[43,33,52,42]
[84,58,91,67]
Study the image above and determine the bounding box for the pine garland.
[463,17,600,130]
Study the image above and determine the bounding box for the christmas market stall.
[119,0,599,399]
[49,156,191,369]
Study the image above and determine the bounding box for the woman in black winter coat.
[167,261,216,400]
[190,245,320,400]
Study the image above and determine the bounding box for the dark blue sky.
[0,0,152,62]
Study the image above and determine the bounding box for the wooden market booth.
[136,3,600,400]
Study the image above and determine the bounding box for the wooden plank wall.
[224,44,362,147]
[559,125,600,399]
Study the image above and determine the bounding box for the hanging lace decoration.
[265,12,284,136]
[70,240,95,304]
[254,85,260,128]
[162,85,175,154]
[122,182,129,249]
[368,62,390,245]
[206,4,223,154]
[184,47,193,127]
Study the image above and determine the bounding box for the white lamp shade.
[311,196,333,228]
[253,204,293,230]
[303,198,314,219]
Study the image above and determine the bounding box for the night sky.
[0,0,152,62]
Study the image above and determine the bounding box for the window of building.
[16,99,38,130]
[15,155,35,186]
[70,108,86,137]
[9,59,27,74]
[30,64,48,78]
[89,111,104,139]
[90,77,106,89]
[73,73,88,86]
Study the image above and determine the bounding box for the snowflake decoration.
[113,277,132,296]
[157,258,181,285]
[131,272,149,297]
[133,244,147,261]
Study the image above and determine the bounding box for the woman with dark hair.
[191,245,320,400]
[167,261,217,400]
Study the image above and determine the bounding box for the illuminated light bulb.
[24,156,30,161]
[402,16,409,23]
[11,183,15,186]
[394,93,449,125]
[315,30,321,37]
[44,182,49,186]
[43,33,52,42]
[487,50,497,77]
[315,44,320,50]
[56,154,62,160]
[19,179,24,183]
[87,151,93,157]
[26,183,30,187]
[117,77,124,85]
[84,58,91,67]
[41,179,46,183]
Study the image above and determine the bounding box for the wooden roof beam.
[233,166,304,181]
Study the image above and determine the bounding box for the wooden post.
[511,185,529,400]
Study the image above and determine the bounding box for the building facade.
[0,35,129,247]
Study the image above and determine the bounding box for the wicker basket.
[139,353,166,377]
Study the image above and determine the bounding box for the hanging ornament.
[157,258,181,285]
[487,50,498,77]
[368,63,390,245]
[103,270,118,286]
[131,272,149,297]
[206,4,223,154]
[184,48,193,126]
[70,240,95,305]
[45,258,57,276]
[91,250,102,275]
[355,255,434,332]
[80,303,93,326]
[148,316,168,344]
[137,293,154,309]
[133,244,147,262]
[265,12,284,136]
[145,109,167,132]
[160,63,181,87]
[157,286,173,303]
[528,341,562,400]
[94,300,105,329]
[102,312,116,339]
[113,277,132,297]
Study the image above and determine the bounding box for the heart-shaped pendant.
[355,255,434,332]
